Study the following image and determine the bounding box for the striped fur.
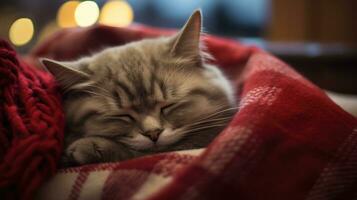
[42,10,236,166]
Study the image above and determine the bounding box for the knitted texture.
[0,40,64,200]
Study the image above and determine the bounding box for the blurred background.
[0,0,356,94]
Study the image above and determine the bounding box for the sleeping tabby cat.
[41,10,236,167]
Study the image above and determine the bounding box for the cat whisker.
[194,107,238,121]
[179,107,236,136]
[185,107,237,128]
[189,122,228,130]
[189,116,232,126]
[187,119,229,129]
[183,123,227,136]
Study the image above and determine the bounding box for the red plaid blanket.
[2,25,357,200]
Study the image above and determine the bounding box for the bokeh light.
[57,1,80,28]
[75,1,100,27]
[99,0,134,27]
[9,18,34,46]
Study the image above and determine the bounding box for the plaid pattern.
[36,150,202,200]
[306,128,357,200]
[26,25,357,200]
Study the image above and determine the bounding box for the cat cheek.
[157,128,182,146]
[165,113,188,127]
[124,134,154,150]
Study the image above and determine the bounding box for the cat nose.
[142,128,163,142]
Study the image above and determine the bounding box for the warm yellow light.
[57,1,80,28]
[99,0,134,27]
[9,18,34,46]
[75,1,99,27]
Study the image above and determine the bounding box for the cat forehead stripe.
[114,79,135,101]
[114,71,165,106]
[112,90,123,108]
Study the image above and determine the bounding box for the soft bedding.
[1,25,356,200]
[0,40,64,200]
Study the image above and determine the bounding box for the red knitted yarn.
[0,40,64,200]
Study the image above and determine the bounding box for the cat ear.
[171,9,202,61]
[40,58,90,89]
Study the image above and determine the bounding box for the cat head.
[41,10,236,165]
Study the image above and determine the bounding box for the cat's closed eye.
[160,103,177,115]
[101,114,135,124]
[114,114,135,123]
[161,102,193,117]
